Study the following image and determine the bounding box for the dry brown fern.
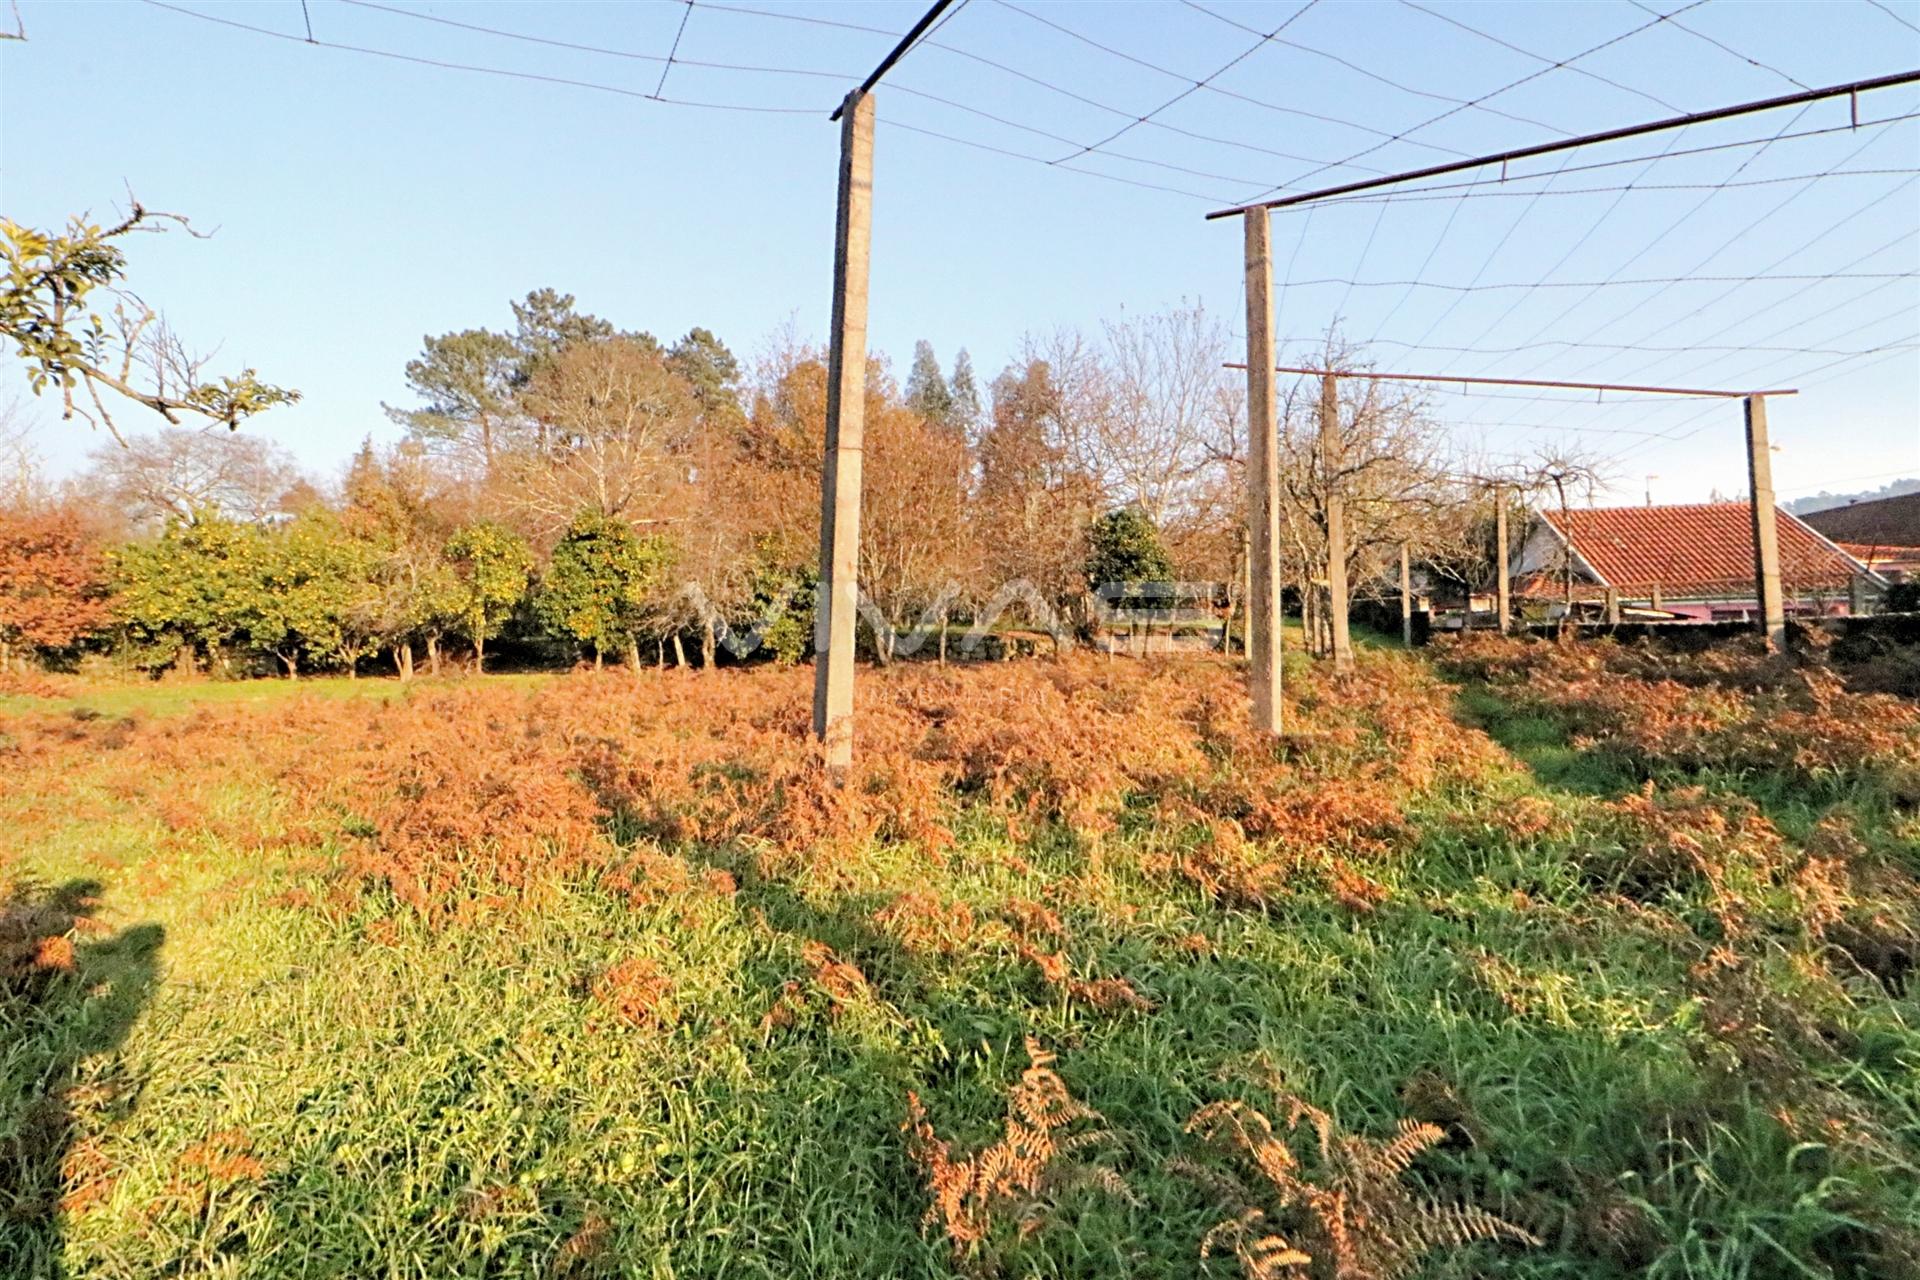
[1178,1078,1539,1280]
[903,1037,1132,1269]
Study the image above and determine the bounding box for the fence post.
[1849,573,1867,616]
[1494,484,1511,634]
[1744,395,1787,652]
[1605,586,1620,625]
[1244,208,1282,733]
[812,90,875,771]
[1321,373,1353,673]
[1399,541,1413,647]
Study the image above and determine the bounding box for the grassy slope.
[2,651,1914,1279]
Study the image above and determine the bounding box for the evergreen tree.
[947,347,983,437]
[1085,507,1174,593]
[906,339,954,427]
[668,327,744,422]
[534,512,673,667]
[444,521,532,673]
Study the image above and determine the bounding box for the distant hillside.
[1786,477,1920,515]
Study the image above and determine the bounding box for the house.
[1511,501,1881,622]
[1800,491,1920,583]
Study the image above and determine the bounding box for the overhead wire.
[1629,0,1809,90]
[1458,100,1826,404]
[1866,0,1920,35]
[137,0,820,112]
[1177,0,1582,137]
[654,0,695,98]
[1244,0,1711,199]
[1395,0,1684,113]
[992,0,1514,167]
[1465,114,1919,434]
[1056,0,1319,163]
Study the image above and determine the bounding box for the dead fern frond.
[1178,1072,1540,1280]
[904,1037,1129,1269]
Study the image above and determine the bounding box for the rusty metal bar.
[829,0,955,119]
[1206,69,1920,219]
[1222,363,1799,398]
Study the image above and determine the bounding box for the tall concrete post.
[1320,373,1353,673]
[1399,541,1413,647]
[1494,484,1511,634]
[1745,395,1787,652]
[813,90,875,770]
[1243,208,1282,733]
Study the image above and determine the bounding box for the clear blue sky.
[3,0,1916,505]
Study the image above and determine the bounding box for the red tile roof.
[1538,502,1863,598]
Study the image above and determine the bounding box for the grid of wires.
[133,0,1918,499]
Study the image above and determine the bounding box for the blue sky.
[3,0,1916,505]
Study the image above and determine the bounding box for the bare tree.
[1016,303,1237,530]
[504,337,699,540]
[84,426,304,530]
[0,395,41,510]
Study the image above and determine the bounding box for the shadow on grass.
[1449,685,1636,798]
[0,880,163,1279]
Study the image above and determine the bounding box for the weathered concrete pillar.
[1494,484,1511,634]
[813,90,875,770]
[1320,373,1353,673]
[1605,586,1621,625]
[1399,541,1413,647]
[1651,581,1663,612]
[1243,208,1282,733]
[1744,395,1787,652]
[1849,574,1867,616]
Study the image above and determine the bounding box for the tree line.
[3,204,1586,680]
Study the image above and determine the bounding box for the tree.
[534,511,672,667]
[86,427,302,530]
[443,521,531,673]
[948,348,983,439]
[1085,507,1173,592]
[340,439,467,678]
[386,327,519,471]
[110,513,263,673]
[859,378,971,662]
[906,340,954,428]
[508,337,701,537]
[977,359,1101,616]
[668,327,744,424]
[247,511,373,678]
[0,508,111,670]
[1,202,296,443]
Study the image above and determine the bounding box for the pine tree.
[948,348,982,438]
[906,339,954,427]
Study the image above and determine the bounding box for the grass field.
[2,637,1915,1279]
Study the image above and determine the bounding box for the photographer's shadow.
[0,880,162,1278]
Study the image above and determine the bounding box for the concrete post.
[812,90,875,770]
[1320,373,1353,673]
[1399,541,1413,647]
[1243,208,1282,733]
[1494,485,1511,634]
[1849,574,1867,616]
[1605,586,1621,625]
[1744,395,1787,652]
[1651,581,1663,613]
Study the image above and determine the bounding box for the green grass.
[3,658,1915,1279]
[0,671,555,719]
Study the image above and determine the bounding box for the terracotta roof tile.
[1539,502,1861,597]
